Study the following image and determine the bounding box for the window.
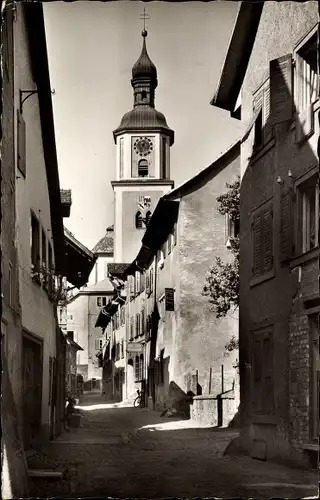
[145,211,152,226]
[135,314,140,338]
[41,230,47,268]
[139,354,144,381]
[226,214,240,242]
[296,33,318,113]
[116,342,120,361]
[141,90,147,100]
[140,272,145,292]
[121,340,124,359]
[119,138,124,179]
[296,173,319,254]
[31,213,40,279]
[141,309,145,336]
[130,318,134,340]
[97,297,107,307]
[95,339,103,350]
[135,356,140,381]
[68,314,73,321]
[138,159,149,177]
[135,211,143,229]
[252,328,274,415]
[165,288,175,311]
[136,272,140,295]
[120,306,125,326]
[150,268,154,293]
[253,80,272,150]
[252,203,274,278]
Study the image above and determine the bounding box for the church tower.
[112,28,174,263]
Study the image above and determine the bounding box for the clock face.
[134,137,153,157]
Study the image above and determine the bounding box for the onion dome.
[132,30,157,83]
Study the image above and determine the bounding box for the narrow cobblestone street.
[27,392,318,499]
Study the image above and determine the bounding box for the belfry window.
[135,211,143,229]
[138,159,149,177]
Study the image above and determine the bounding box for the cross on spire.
[139,7,150,33]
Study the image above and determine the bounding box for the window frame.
[294,26,319,114]
[294,167,319,256]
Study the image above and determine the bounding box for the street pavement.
[27,392,318,499]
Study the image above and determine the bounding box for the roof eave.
[211,1,264,113]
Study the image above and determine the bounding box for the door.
[22,335,42,450]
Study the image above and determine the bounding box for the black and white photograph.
[1,0,319,498]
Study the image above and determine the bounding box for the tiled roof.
[85,278,115,293]
[108,263,131,277]
[60,189,72,205]
[92,232,114,254]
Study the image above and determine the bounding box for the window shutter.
[263,334,274,414]
[253,91,263,147]
[17,110,26,177]
[263,84,273,143]
[280,190,293,262]
[165,288,174,311]
[270,54,293,124]
[263,206,273,273]
[252,213,262,276]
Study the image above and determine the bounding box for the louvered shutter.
[270,54,293,124]
[252,213,262,276]
[165,288,174,311]
[280,190,293,262]
[263,84,273,143]
[17,110,26,177]
[263,206,273,273]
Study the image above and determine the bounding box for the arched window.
[135,211,143,229]
[135,355,140,381]
[138,159,149,177]
[139,354,144,381]
[145,211,152,226]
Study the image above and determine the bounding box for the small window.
[119,138,124,179]
[31,213,40,280]
[121,340,124,359]
[139,354,144,381]
[296,173,319,255]
[130,318,134,340]
[141,309,145,335]
[141,90,147,100]
[135,355,140,381]
[135,211,143,229]
[226,214,240,241]
[296,33,318,112]
[97,297,102,307]
[150,269,154,293]
[102,297,107,306]
[138,159,149,177]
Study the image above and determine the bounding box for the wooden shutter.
[17,110,26,177]
[263,206,273,273]
[165,288,174,311]
[270,54,293,124]
[280,190,293,262]
[252,213,262,276]
[263,84,273,143]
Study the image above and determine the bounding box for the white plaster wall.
[14,4,57,432]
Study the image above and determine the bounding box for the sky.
[44,1,242,251]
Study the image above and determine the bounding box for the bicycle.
[133,389,144,408]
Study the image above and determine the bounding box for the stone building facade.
[213,1,319,466]
[97,141,241,427]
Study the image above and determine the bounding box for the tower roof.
[92,228,114,254]
[132,30,158,83]
[113,30,174,145]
